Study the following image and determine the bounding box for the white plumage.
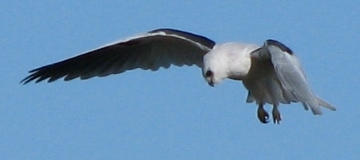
[21,28,336,124]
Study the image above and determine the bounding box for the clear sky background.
[1,1,359,160]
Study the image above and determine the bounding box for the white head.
[202,43,257,87]
[202,44,232,87]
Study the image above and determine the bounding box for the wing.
[21,28,215,84]
[249,39,336,114]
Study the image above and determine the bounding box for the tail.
[302,97,336,115]
[316,97,336,111]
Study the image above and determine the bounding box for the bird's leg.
[272,105,281,124]
[257,104,269,123]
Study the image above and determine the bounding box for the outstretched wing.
[21,28,215,84]
[249,39,335,114]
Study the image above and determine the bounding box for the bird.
[21,28,336,124]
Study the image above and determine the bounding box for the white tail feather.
[316,97,336,111]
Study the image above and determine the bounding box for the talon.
[272,106,281,124]
[257,105,269,124]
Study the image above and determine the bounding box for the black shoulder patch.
[266,39,293,55]
[149,28,216,49]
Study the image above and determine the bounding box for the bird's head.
[202,42,254,87]
[202,51,229,87]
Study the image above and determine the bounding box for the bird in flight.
[21,28,336,124]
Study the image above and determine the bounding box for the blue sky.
[1,1,359,159]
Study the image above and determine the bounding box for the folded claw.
[272,106,281,124]
[257,105,269,124]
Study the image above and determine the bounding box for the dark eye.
[205,70,213,77]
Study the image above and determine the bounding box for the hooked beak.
[208,79,215,87]
[204,70,215,87]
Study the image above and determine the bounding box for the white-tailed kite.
[21,28,336,124]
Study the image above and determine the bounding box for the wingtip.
[19,79,27,85]
[20,75,33,85]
